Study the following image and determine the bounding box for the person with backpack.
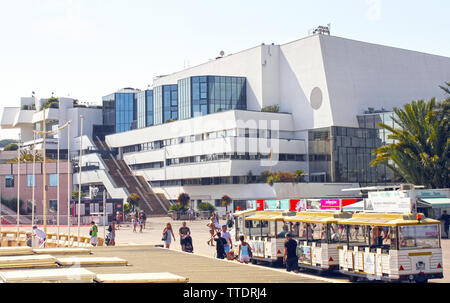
[214,232,227,259]
[89,221,98,246]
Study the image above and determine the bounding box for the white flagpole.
[103,190,106,241]
[77,115,84,243]
[57,126,60,245]
[16,135,21,242]
[67,122,71,238]
[32,132,36,226]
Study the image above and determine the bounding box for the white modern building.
[102,32,450,212]
[1,96,102,157]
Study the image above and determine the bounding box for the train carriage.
[336,212,443,282]
[243,212,285,266]
[283,211,351,272]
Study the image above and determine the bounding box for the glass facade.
[102,93,116,129]
[115,92,137,133]
[136,90,154,128]
[146,90,154,126]
[136,91,146,129]
[163,85,178,122]
[177,75,247,120]
[102,91,139,133]
[153,86,163,125]
[178,78,191,120]
[308,126,388,185]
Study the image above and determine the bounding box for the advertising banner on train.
[366,190,416,213]
[320,199,341,210]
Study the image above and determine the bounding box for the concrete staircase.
[0,204,33,225]
[94,138,169,216]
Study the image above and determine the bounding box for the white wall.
[319,35,450,128]
[152,182,361,201]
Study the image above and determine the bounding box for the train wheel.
[348,276,358,282]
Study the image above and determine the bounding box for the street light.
[77,115,84,242]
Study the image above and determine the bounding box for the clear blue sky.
[0,0,449,139]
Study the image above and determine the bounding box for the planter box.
[170,212,190,221]
[198,211,212,220]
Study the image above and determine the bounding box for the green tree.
[127,193,140,211]
[4,143,18,151]
[72,190,87,200]
[370,97,449,188]
[294,170,306,182]
[177,193,190,212]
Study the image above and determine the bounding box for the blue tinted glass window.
[49,174,58,187]
[27,175,36,187]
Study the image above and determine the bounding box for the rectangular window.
[49,174,58,187]
[49,200,57,213]
[5,175,14,188]
[27,175,36,187]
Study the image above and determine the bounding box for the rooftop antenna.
[220,50,225,57]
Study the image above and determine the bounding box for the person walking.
[162,223,176,249]
[32,225,47,248]
[439,210,450,238]
[226,211,234,229]
[89,221,98,246]
[132,212,138,232]
[115,211,121,230]
[141,211,147,229]
[238,235,252,264]
[206,216,216,246]
[283,232,299,273]
[108,219,116,246]
[214,232,227,259]
[221,225,233,259]
[179,221,191,252]
[213,213,221,231]
[138,211,144,233]
[188,207,194,221]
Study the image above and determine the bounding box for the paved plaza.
[1,215,449,283]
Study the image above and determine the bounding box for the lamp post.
[67,122,71,237]
[32,132,36,226]
[16,134,21,241]
[77,115,84,242]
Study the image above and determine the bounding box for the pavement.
[1,216,449,283]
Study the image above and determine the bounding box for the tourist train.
[232,186,444,283]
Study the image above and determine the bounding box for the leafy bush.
[197,202,216,212]
[261,104,280,112]
[4,143,18,151]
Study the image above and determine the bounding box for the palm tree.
[177,193,190,212]
[370,97,449,188]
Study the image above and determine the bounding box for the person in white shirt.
[221,225,233,259]
[32,225,47,247]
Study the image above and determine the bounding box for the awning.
[419,198,450,209]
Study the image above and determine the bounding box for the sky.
[0,0,449,139]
